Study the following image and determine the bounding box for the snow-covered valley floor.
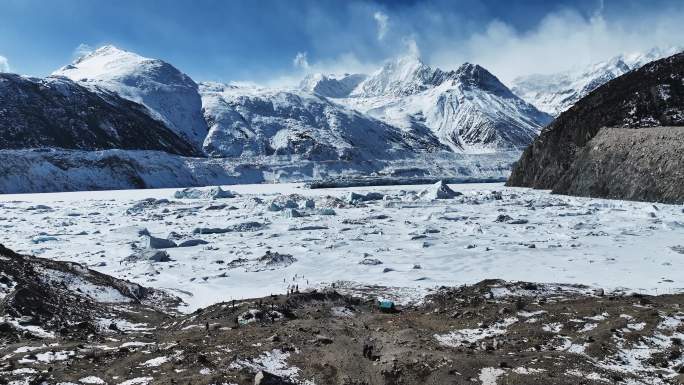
[1,182,683,311]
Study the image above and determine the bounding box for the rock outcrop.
[0,74,199,156]
[507,52,684,204]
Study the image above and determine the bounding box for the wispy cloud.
[277,1,684,85]
[292,52,310,70]
[373,11,389,41]
[0,55,10,73]
[73,43,94,59]
[424,4,684,82]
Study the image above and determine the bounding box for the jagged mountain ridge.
[0,74,199,156]
[52,46,541,159]
[507,52,684,203]
[511,47,682,116]
[200,82,448,160]
[349,55,455,97]
[53,45,209,151]
[319,56,553,153]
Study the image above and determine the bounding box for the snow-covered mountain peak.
[333,58,551,153]
[57,45,162,82]
[79,44,133,60]
[350,54,443,97]
[451,62,512,96]
[53,45,208,150]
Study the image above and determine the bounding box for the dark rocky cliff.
[0,74,200,156]
[507,52,684,203]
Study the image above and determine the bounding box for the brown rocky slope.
[2,245,684,384]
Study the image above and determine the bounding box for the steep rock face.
[511,47,681,116]
[0,74,199,156]
[53,45,208,150]
[199,82,448,160]
[336,56,552,153]
[553,127,684,203]
[507,53,684,203]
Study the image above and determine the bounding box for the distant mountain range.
[46,45,551,159]
[0,44,679,192]
[303,55,552,153]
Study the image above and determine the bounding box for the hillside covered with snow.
[53,45,209,151]
[199,82,448,161]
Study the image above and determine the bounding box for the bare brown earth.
[552,126,684,203]
[3,248,684,385]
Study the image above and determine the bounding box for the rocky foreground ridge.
[2,245,684,384]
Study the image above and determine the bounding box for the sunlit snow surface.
[2,183,683,311]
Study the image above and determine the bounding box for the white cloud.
[73,43,94,59]
[262,51,380,89]
[292,52,310,70]
[403,37,420,58]
[263,2,684,89]
[373,11,389,41]
[0,55,10,73]
[429,7,684,83]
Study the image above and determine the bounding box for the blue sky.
[1,0,683,84]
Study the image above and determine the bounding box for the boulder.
[347,192,365,203]
[125,249,172,263]
[495,214,513,223]
[254,371,295,385]
[347,191,385,203]
[143,235,177,249]
[267,202,283,212]
[283,208,304,218]
[316,335,334,344]
[359,258,383,265]
[364,192,385,201]
[178,239,209,247]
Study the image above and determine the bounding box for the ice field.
[2,182,683,311]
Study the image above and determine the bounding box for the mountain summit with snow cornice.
[53,45,209,151]
[307,55,553,153]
